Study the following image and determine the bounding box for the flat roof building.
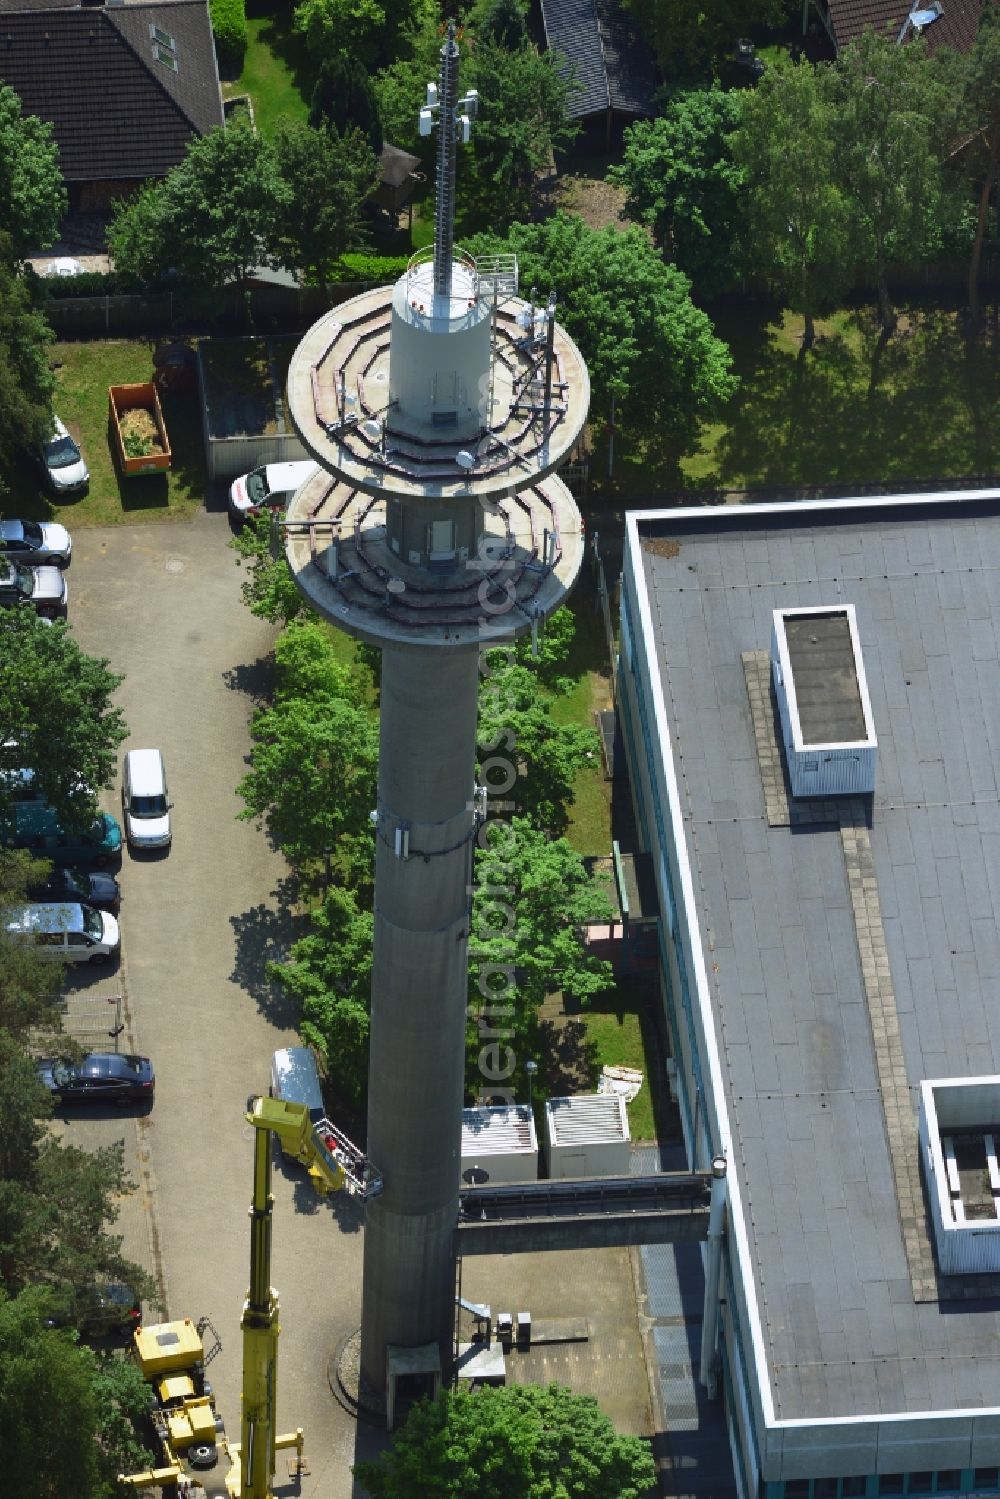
[617,491,1000,1499]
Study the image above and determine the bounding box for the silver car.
[0,518,72,568]
[40,416,89,495]
[0,560,68,618]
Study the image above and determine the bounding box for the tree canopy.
[354,1382,657,1498]
[0,244,55,481]
[834,29,954,331]
[309,52,384,152]
[611,88,747,298]
[0,612,126,830]
[271,122,379,292]
[0,85,66,262]
[237,620,378,880]
[466,214,737,448]
[728,59,853,349]
[470,818,612,1068]
[623,0,783,91]
[957,0,1000,321]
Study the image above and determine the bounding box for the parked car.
[3,803,122,866]
[35,1052,154,1105]
[0,518,72,568]
[45,1281,142,1339]
[122,748,171,851]
[26,864,121,912]
[228,460,318,522]
[39,415,89,495]
[4,901,119,964]
[0,560,68,618]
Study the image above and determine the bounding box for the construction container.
[109,382,172,476]
[460,1103,538,1185]
[544,1093,630,1179]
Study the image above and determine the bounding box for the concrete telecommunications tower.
[284,23,589,1414]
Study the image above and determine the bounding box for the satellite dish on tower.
[455,450,475,470]
[361,419,382,442]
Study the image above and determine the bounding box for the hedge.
[210,0,247,67]
[335,253,410,283]
[33,269,146,299]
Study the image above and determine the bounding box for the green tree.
[90,1342,157,1487]
[272,122,379,291]
[0,1288,102,1497]
[472,0,529,50]
[354,1382,656,1498]
[237,621,378,878]
[0,244,55,479]
[0,610,127,830]
[0,86,66,261]
[269,884,373,1111]
[959,0,1000,323]
[469,819,612,1059]
[309,53,384,153]
[729,59,853,350]
[479,663,597,833]
[834,29,951,332]
[295,0,432,70]
[231,509,306,626]
[109,121,286,308]
[106,184,166,288]
[624,0,783,91]
[463,41,579,228]
[611,88,747,298]
[466,214,737,452]
[0,867,65,1041]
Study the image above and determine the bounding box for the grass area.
[596,303,1000,504]
[546,592,614,857]
[578,1004,656,1141]
[1,340,208,528]
[222,6,311,134]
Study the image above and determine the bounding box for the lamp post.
[524,1059,538,1113]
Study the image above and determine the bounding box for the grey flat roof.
[636,496,1000,1420]
[784,610,868,744]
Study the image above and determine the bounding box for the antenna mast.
[433,25,459,300]
[418,21,478,305]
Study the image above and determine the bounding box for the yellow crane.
[120,1095,381,1497]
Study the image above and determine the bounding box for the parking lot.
[60,511,367,1497]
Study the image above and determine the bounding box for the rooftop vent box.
[461,1104,538,1185]
[919,1078,1000,1274]
[544,1093,629,1180]
[770,605,876,798]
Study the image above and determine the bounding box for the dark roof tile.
[541,0,656,119]
[826,0,982,54]
[0,1,222,182]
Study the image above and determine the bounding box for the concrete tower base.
[359,644,480,1397]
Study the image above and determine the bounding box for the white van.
[271,1046,325,1154]
[228,460,318,522]
[4,902,120,964]
[122,749,171,851]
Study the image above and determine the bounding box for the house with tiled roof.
[816,0,982,55]
[539,0,656,129]
[0,0,223,213]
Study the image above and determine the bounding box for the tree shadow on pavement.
[229,872,305,1026]
[223,654,274,707]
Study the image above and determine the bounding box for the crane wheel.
[188,1443,218,1468]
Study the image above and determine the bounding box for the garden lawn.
[0,339,208,528]
[546,593,613,857]
[683,305,1000,491]
[223,6,310,134]
[580,1003,656,1142]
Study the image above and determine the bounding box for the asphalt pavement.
[61,510,364,1497]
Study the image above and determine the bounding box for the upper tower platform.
[283,22,589,651]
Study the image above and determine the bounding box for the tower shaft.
[359,644,479,1392]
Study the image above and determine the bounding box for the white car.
[0,560,68,618]
[0,518,72,568]
[228,460,317,522]
[40,416,89,495]
[122,748,171,851]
